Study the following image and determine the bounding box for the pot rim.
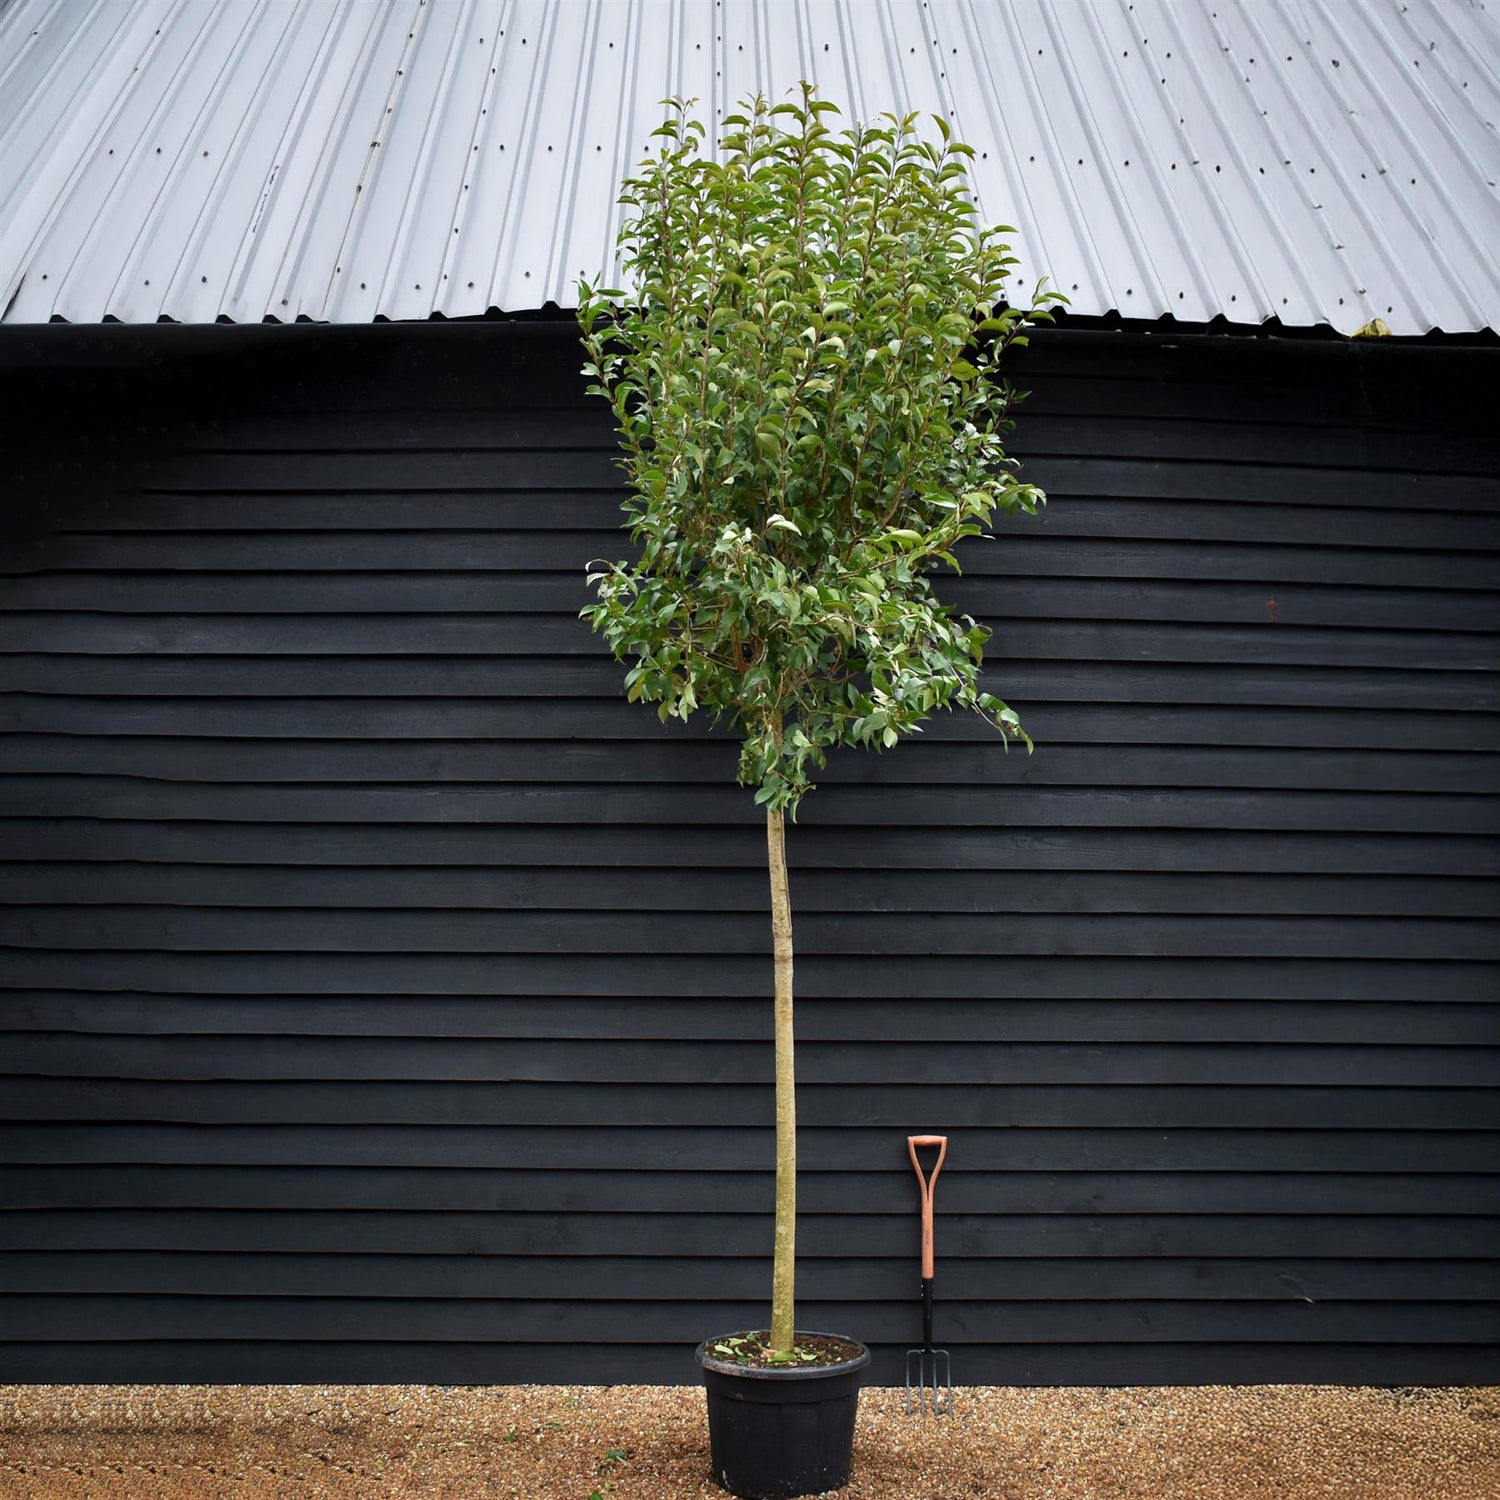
[695,1330,871,1381]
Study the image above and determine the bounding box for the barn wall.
[1,322,1496,1385]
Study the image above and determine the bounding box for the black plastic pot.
[696,1332,871,1499]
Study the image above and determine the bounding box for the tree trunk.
[767,804,796,1353]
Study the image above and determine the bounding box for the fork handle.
[908,1135,947,1279]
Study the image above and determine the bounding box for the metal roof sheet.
[3,0,1497,332]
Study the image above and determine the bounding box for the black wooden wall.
[1,321,1496,1385]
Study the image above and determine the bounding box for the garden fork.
[904,1134,952,1415]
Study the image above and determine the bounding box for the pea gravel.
[2,1383,1496,1498]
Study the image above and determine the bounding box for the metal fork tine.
[931,1346,953,1416]
[905,1346,953,1417]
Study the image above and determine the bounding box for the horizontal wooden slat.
[0,1165,1486,1215]
[126,450,624,490]
[4,1033,1491,1085]
[2,1295,1494,1344]
[2,821,1491,876]
[43,491,1500,544]
[1,906,1494,960]
[1012,448,1500,497]
[2,1081,1491,1130]
[3,994,1495,1046]
[39,490,1500,548]
[178,411,613,452]
[4,1210,1493,1259]
[115,414,1500,483]
[956,579,1500,631]
[1002,496,1500,547]
[2,615,1493,671]
[7,698,1497,752]
[1,951,1490,1001]
[2,573,1491,631]
[1007,367,1493,434]
[9,530,1497,587]
[5,737,1490,797]
[3,657,1489,711]
[1008,331,1500,396]
[4,1252,1494,1302]
[0,1124,1489,1171]
[0,573,573,613]
[161,399,1499,474]
[1,865,1491,917]
[3,779,1493,835]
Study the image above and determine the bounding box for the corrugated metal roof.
[3,0,1497,332]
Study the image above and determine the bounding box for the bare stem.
[767,803,796,1353]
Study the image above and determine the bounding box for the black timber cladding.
[0,321,1496,1386]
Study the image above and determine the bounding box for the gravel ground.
[2,1383,1497,1499]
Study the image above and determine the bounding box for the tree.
[578,85,1060,1357]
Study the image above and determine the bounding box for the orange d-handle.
[907,1135,948,1279]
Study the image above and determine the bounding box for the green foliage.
[579,86,1062,814]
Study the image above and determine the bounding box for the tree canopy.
[578,88,1060,817]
